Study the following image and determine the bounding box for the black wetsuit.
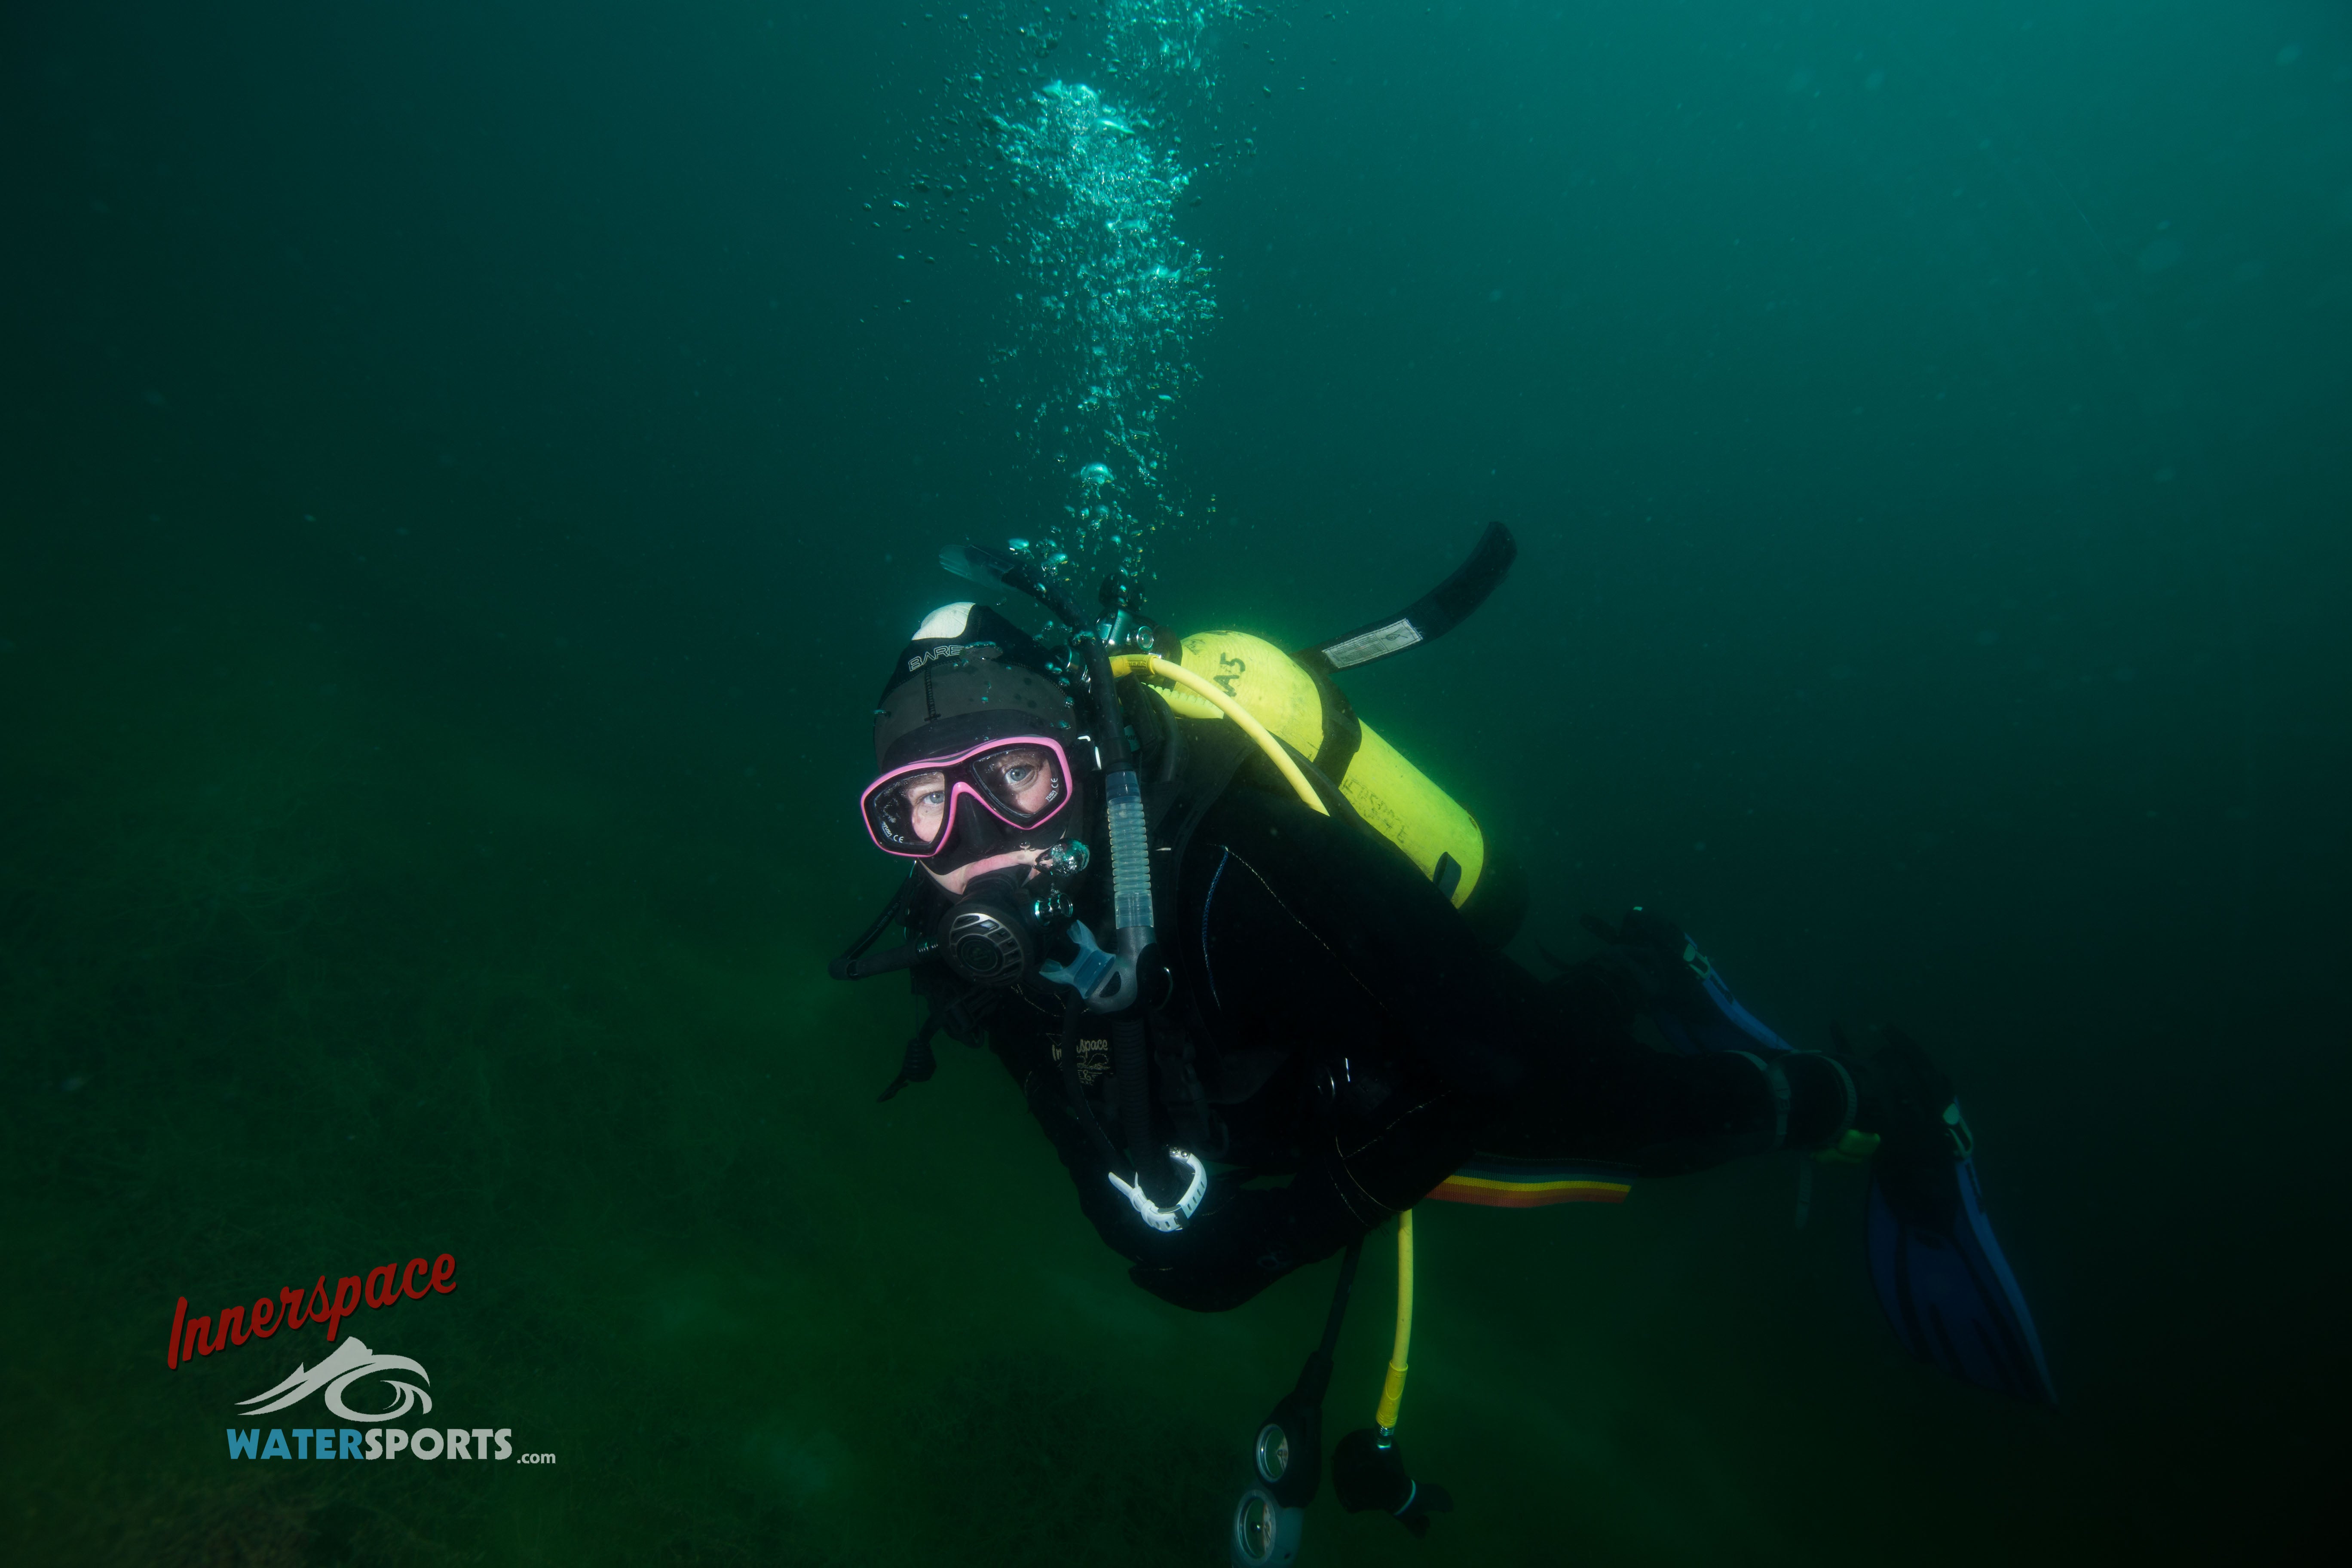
[908,699,1847,1312]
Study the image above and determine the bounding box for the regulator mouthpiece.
[937,873,1040,986]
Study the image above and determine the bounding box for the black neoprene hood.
[871,602,1078,769]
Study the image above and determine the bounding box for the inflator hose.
[1108,654,1329,818]
[1375,1209,1415,1431]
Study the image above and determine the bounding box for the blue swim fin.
[1592,939,2057,1403]
[1865,1110,2056,1404]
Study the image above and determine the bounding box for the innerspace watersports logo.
[222,1338,535,1462]
[165,1250,554,1465]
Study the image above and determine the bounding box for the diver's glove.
[1021,1069,1168,1265]
[1126,1179,1352,1313]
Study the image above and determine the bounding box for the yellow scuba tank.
[1154,629,1492,910]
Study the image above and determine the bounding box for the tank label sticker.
[1318,619,1424,670]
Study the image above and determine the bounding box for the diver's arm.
[1013,1058,1164,1262]
[994,1009,1481,1304]
[977,1010,1162,1262]
[980,993,1486,1310]
[1123,1062,1496,1312]
[1106,781,1518,1311]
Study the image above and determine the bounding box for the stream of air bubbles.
[887,4,1273,588]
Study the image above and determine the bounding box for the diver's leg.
[1489,958,1856,1174]
[1509,913,2058,1400]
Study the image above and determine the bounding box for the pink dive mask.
[859,736,1074,859]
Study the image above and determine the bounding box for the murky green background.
[4,3,2345,1563]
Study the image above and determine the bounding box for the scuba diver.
[831,527,2053,1561]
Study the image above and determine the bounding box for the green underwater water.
[0,575,2102,1565]
[4,1,2348,1564]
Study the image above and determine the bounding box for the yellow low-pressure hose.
[1110,648,1415,1433]
[1376,1209,1415,1431]
[1109,653,1328,816]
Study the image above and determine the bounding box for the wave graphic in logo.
[237,1336,433,1422]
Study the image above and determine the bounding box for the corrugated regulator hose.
[1103,766,1154,933]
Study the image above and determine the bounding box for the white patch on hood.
[913,602,977,640]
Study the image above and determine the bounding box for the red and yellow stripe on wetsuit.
[1425,1157,1635,1209]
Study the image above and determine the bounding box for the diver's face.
[886,744,1058,850]
[888,746,1061,894]
[923,845,1050,897]
[859,738,1073,891]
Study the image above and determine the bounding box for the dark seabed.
[3,2,2346,1564]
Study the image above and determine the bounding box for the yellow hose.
[1108,653,1327,816]
[1375,1209,1414,1431]
[1109,649,1414,1433]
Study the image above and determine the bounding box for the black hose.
[829,938,932,981]
[1055,994,1124,1171]
[833,873,914,970]
[1316,1240,1365,1364]
[1112,1014,1166,1200]
[876,1011,943,1102]
[1081,636,1135,771]
[1292,1238,1364,1408]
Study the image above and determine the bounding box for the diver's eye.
[1001,764,1036,787]
[917,788,946,808]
